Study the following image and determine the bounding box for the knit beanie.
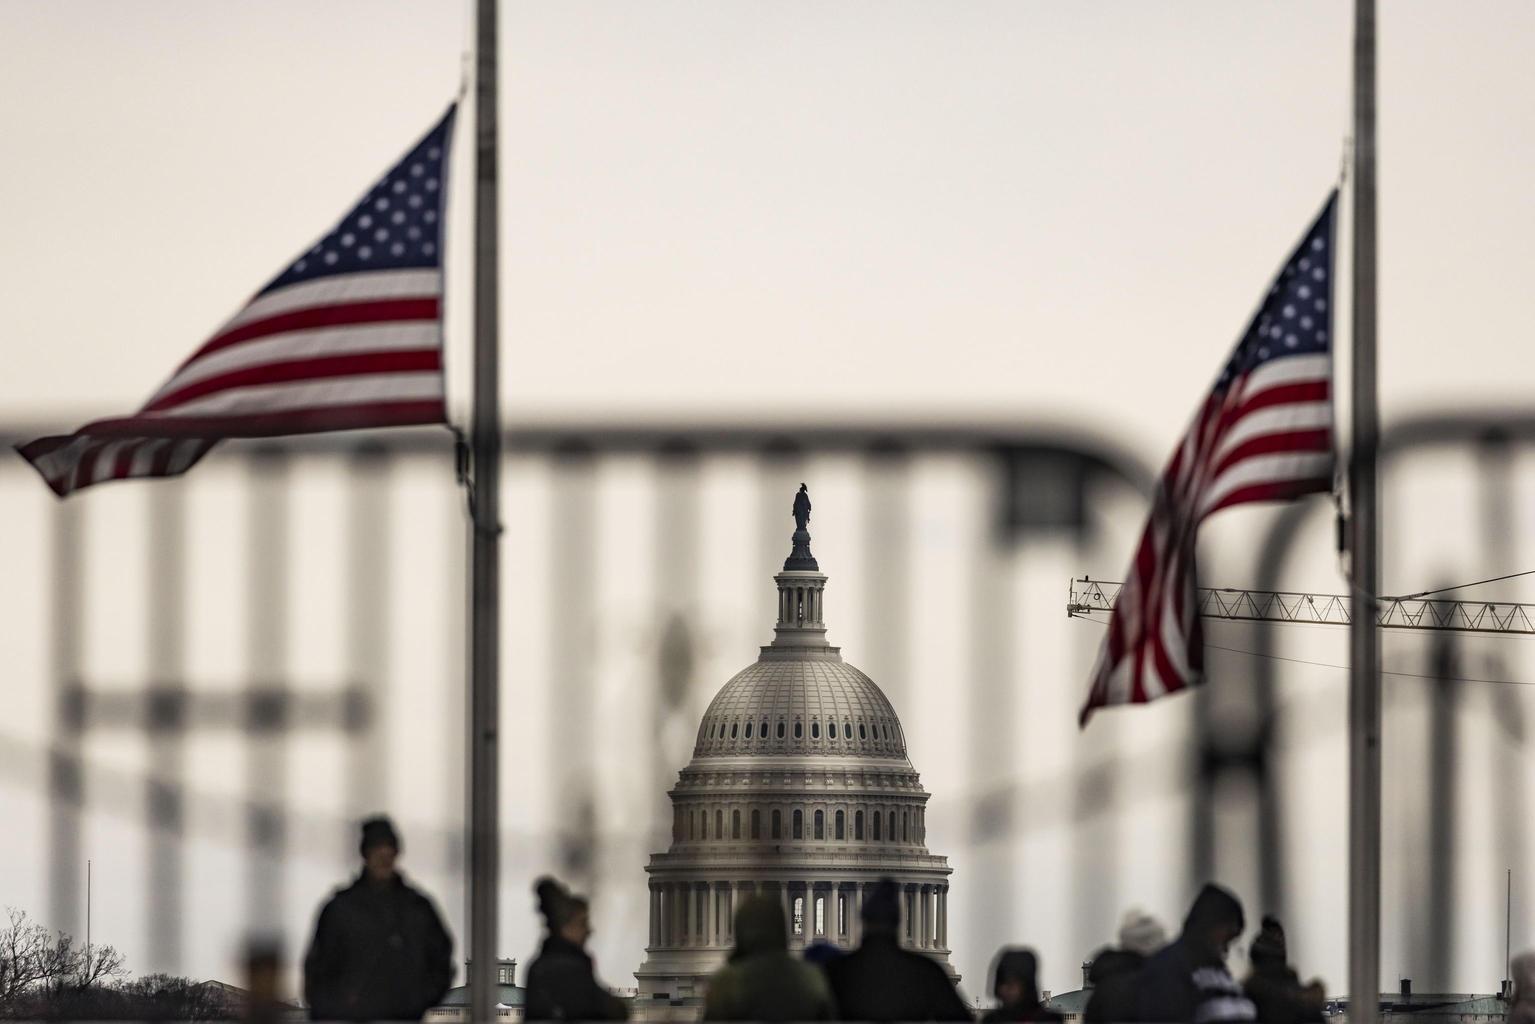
[1250,916,1287,965]
[1118,910,1169,956]
[535,876,587,932]
[359,816,401,856]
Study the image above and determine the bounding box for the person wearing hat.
[524,877,628,1021]
[702,895,835,1021]
[1135,883,1255,1024]
[982,948,1063,1022]
[1084,909,1169,1023]
[303,816,453,1021]
[824,877,971,1021]
[1243,916,1324,1024]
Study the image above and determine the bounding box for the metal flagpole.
[469,0,502,1020]
[1348,0,1381,1022]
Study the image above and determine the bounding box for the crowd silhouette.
[300,817,1361,1023]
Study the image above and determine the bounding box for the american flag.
[1079,192,1338,726]
[17,105,457,498]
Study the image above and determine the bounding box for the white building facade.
[633,511,955,1020]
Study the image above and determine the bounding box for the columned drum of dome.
[632,493,956,1021]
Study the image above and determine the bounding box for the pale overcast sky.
[3,0,1535,1003]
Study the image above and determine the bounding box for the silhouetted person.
[825,878,970,1021]
[524,876,627,1021]
[1135,884,1254,1024]
[703,895,836,1021]
[793,484,812,531]
[1243,917,1324,1024]
[1510,951,1535,1024]
[1084,909,1168,1024]
[243,940,289,1024]
[303,817,453,1021]
[982,948,1062,1022]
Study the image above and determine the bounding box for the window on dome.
[794,722,803,739]
[744,722,753,739]
[730,723,738,739]
[844,721,851,739]
[760,720,767,739]
[903,811,910,842]
[715,810,723,839]
[873,811,882,841]
[828,723,837,739]
[777,722,786,739]
[811,722,820,739]
[733,810,741,839]
[771,810,782,839]
[751,809,761,839]
[814,810,824,840]
[689,811,697,840]
[708,723,715,739]
[859,723,867,740]
[793,810,803,839]
[835,810,845,840]
[855,810,864,840]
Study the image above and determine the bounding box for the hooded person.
[303,817,454,1021]
[702,895,836,1021]
[1243,916,1325,1024]
[1135,884,1256,1024]
[1084,910,1169,1024]
[981,948,1063,1023]
[824,878,971,1022]
[1510,951,1535,1024]
[524,877,628,1021]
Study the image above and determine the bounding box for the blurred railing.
[1,410,1530,1002]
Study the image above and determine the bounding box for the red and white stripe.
[1079,352,1332,724]
[16,268,444,497]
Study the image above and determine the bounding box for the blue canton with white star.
[1217,192,1337,390]
[259,106,456,296]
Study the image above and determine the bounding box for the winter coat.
[702,899,835,1022]
[825,933,972,1022]
[1508,952,1535,1024]
[524,934,628,1021]
[981,1003,1064,1022]
[1084,948,1147,1024]
[1135,937,1254,1024]
[1244,960,1323,1024]
[303,871,453,1021]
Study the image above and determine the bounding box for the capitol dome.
[633,490,955,1021]
[693,658,908,760]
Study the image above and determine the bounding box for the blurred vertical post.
[1348,0,1382,1020]
[49,501,82,940]
[148,485,186,969]
[469,0,502,1020]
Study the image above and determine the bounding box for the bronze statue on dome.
[792,483,812,532]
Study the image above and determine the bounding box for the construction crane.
[1067,577,1535,635]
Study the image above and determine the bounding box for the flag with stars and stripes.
[16,105,457,498]
[1079,191,1337,726]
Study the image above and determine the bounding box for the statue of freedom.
[792,484,812,531]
